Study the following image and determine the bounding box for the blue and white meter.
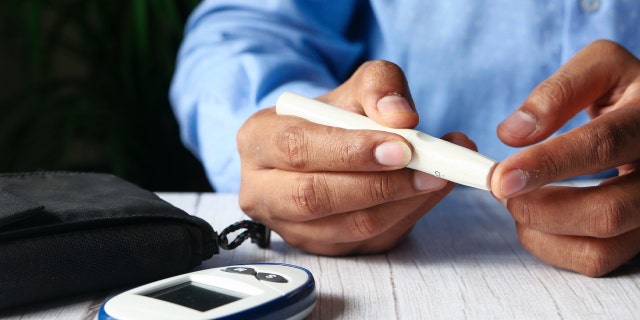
[97,263,315,320]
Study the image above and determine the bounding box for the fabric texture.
[170,0,640,192]
[0,172,217,310]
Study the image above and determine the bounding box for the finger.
[271,184,455,256]
[320,60,419,129]
[498,40,640,147]
[247,108,477,176]
[240,168,448,223]
[491,107,640,198]
[506,171,640,238]
[238,107,413,172]
[516,223,640,277]
[240,132,473,221]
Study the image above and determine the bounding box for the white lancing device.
[275,92,497,190]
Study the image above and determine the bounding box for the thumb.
[320,60,419,129]
[497,40,634,147]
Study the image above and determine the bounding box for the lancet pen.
[275,92,497,190]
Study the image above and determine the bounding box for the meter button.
[223,267,256,276]
[256,272,288,283]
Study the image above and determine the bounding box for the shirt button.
[581,0,601,13]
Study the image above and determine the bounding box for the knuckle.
[589,196,627,238]
[292,173,332,218]
[534,71,576,114]
[590,121,628,169]
[331,136,364,166]
[541,159,563,182]
[322,130,376,168]
[279,125,310,170]
[572,242,614,277]
[346,211,384,240]
[509,197,543,227]
[533,145,566,181]
[368,174,397,203]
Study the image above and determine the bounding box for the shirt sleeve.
[169,0,365,192]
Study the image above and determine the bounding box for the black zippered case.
[0,172,217,310]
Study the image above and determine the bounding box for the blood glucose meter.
[97,263,315,320]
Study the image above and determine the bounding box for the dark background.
[0,0,213,191]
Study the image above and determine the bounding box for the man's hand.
[237,61,475,255]
[492,40,640,277]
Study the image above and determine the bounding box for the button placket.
[581,0,601,13]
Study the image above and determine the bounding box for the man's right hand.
[236,60,476,255]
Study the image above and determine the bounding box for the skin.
[237,40,640,277]
[237,60,473,256]
[492,40,640,277]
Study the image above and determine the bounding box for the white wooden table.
[3,181,640,319]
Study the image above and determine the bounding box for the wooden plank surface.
[193,184,640,319]
[3,183,640,319]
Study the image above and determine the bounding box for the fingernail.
[375,141,412,166]
[500,110,538,138]
[414,170,447,191]
[377,95,413,115]
[501,169,528,198]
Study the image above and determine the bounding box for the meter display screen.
[144,282,244,312]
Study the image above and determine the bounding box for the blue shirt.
[170,0,640,192]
